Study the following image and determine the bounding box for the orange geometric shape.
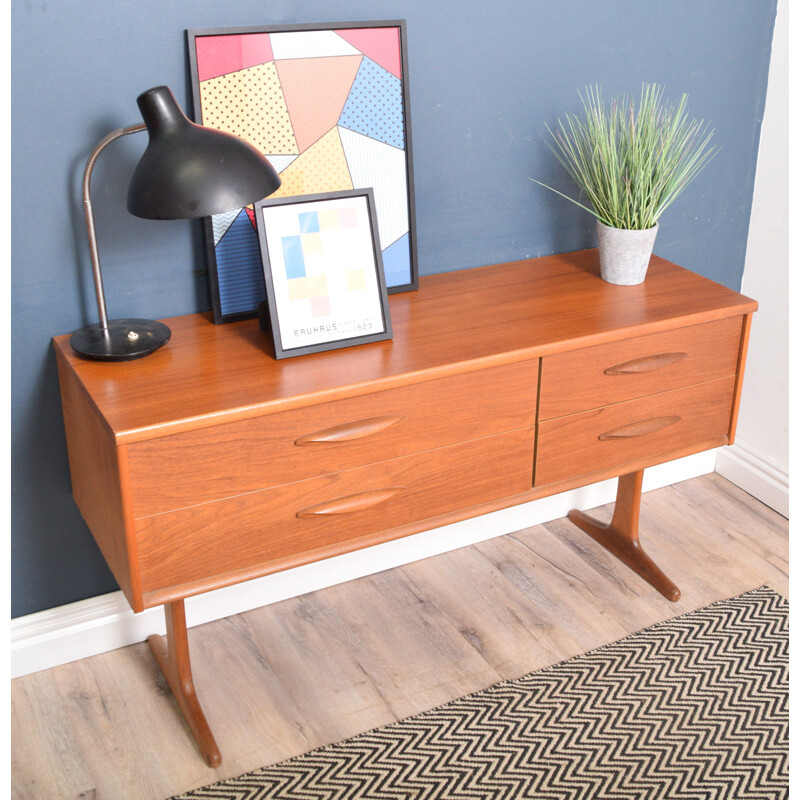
[200,62,298,155]
[275,55,362,153]
[270,128,354,198]
[335,27,402,79]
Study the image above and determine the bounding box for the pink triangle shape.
[335,27,401,79]
[196,33,273,82]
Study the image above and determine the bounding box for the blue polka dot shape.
[339,58,404,150]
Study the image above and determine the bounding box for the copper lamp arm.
[81,123,146,331]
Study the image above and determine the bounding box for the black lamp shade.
[127,86,281,220]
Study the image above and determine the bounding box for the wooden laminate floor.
[11,473,789,800]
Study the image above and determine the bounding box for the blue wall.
[11,0,777,617]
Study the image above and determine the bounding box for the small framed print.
[255,189,393,359]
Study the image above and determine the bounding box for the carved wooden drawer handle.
[297,488,405,518]
[604,352,688,375]
[294,415,405,446]
[598,415,681,441]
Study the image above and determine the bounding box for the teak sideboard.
[53,250,757,766]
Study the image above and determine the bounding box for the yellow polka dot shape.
[271,128,353,198]
[199,62,298,155]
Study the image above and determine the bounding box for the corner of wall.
[715,438,789,517]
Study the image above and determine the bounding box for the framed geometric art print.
[187,20,418,323]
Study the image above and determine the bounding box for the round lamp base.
[70,319,171,361]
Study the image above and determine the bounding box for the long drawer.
[135,427,536,597]
[539,317,742,420]
[535,377,735,486]
[127,360,538,518]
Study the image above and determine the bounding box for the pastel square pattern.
[347,269,367,291]
[302,233,323,255]
[281,236,306,279]
[299,212,320,234]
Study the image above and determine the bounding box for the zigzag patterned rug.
[171,587,788,799]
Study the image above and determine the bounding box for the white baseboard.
[10,451,716,679]
[715,437,789,518]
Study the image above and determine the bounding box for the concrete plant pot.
[597,220,659,285]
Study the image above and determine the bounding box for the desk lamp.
[70,85,281,361]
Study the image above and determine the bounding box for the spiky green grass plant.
[532,84,717,230]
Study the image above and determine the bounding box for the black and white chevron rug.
[171,586,788,799]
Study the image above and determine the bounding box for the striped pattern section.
[172,587,788,799]
[215,210,265,316]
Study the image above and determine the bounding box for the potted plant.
[532,84,717,284]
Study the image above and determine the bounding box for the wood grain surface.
[126,360,537,517]
[52,251,756,444]
[55,352,141,608]
[11,474,787,800]
[52,250,757,615]
[47,250,760,766]
[539,316,742,419]
[535,377,735,486]
[134,428,535,600]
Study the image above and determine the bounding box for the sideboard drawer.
[535,376,735,486]
[539,317,742,420]
[135,427,536,599]
[127,360,538,518]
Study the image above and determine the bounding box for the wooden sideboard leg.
[148,600,222,767]
[568,470,681,602]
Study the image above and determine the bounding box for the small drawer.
[539,317,742,420]
[135,427,536,597]
[535,376,735,486]
[127,360,538,518]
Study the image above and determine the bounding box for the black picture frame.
[186,20,419,323]
[255,189,393,359]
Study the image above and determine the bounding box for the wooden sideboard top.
[52,250,757,444]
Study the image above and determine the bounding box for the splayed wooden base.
[569,470,681,601]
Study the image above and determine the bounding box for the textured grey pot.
[596,221,659,285]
